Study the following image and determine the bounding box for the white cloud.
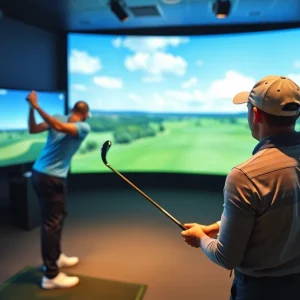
[293,60,300,68]
[128,93,142,103]
[164,90,205,102]
[287,73,300,86]
[72,84,87,91]
[196,60,204,67]
[115,36,189,82]
[195,71,255,113]
[93,76,123,89]
[125,52,148,71]
[126,71,254,113]
[69,49,101,74]
[182,77,198,89]
[142,76,163,83]
[58,94,64,101]
[128,89,205,113]
[125,51,187,77]
[0,89,7,95]
[207,70,255,99]
[114,37,189,53]
[84,70,254,114]
[152,93,166,110]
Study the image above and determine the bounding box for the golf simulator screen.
[68,29,300,175]
[0,89,65,167]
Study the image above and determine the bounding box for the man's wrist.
[209,222,220,231]
[204,222,220,237]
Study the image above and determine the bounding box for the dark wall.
[0,15,67,91]
[0,16,67,208]
[68,172,226,195]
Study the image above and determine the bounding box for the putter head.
[101,140,112,165]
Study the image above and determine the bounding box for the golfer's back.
[233,134,300,277]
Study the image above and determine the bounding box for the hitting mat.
[0,266,147,300]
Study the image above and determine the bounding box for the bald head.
[72,101,89,114]
[71,101,89,121]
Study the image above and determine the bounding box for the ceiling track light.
[109,0,129,22]
[212,0,231,19]
[162,0,183,4]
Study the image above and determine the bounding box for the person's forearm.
[197,168,257,271]
[34,105,63,130]
[198,212,254,270]
[199,217,229,268]
[199,216,237,270]
[28,107,37,133]
[195,222,221,265]
[199,236,225,268]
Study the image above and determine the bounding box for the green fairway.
[0,131,46,167]
[4,114,298,174]
[70,117,257,175]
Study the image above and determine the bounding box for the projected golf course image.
[0,130,47,167]
[68,31,300,175]
[70,112,260,175]
[0,88,65,167]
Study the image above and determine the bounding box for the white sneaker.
[41,253,79,272]
[57,253,79,268]
[41,272,79,289]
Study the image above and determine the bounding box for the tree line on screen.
[3,112,300,155]
[78,112,250,154]
[86,114,166,147]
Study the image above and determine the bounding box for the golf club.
[101,140,187,230]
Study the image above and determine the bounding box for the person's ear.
[253,106,263,124]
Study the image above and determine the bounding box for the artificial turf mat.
[0,266,147,300]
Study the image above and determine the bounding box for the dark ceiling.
[0,0,300,34]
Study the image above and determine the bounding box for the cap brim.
[233,91,250,105]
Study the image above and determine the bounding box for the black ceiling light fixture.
[109,0,129,22]
[212,0,231,19]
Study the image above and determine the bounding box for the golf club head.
[101,140,112,165]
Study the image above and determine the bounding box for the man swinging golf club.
[27,91,91,289]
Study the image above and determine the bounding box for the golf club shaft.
[106,164,187,230]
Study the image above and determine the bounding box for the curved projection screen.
[0,89,65,167]
[68,29,300,175]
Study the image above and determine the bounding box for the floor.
[0,186,233,300]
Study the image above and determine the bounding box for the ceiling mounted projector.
[109,0,129,22]
[212,0,231,18]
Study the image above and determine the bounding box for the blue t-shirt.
[33,115,91,178]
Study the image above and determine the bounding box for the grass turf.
[0,266,147,300]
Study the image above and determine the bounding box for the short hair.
[72,101,89,114]
[249,102,300,127]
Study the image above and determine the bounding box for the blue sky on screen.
[68,29,300,114]
[0,89,65,130]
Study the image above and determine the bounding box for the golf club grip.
[107,165,187,230]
